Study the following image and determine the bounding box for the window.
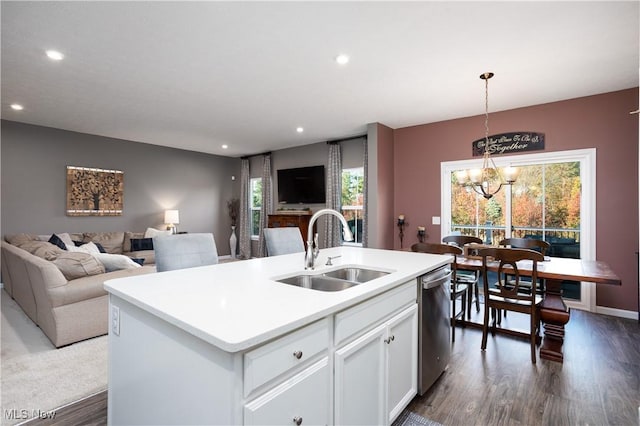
[250,178,262,238]
[341,167,364,245]
[442,149,596,311]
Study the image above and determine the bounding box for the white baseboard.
[595,305,638,320]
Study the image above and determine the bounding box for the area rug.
[393,410,443,426]
[1,336,107,426]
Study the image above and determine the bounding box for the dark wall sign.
[472,132,545,157]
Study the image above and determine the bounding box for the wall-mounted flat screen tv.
[277,165,326,204]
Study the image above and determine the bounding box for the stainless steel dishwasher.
[417,264,451,395]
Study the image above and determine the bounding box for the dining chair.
[263,227,305,256]
[478,247,545,363]
[153,233,219,272]
[442,235,482,317]
[498,238,550,295]
[411,242,467,342]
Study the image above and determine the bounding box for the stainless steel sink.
[276,266,390,292]
[277,275,358,292]
[323,267,390,283]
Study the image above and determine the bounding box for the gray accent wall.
[1,120,240,254]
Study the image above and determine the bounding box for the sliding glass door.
[442,149,596,311]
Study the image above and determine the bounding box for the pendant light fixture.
[455,72,517,199]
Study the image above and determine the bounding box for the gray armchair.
[263,227,305,256]
[153,233,219,272]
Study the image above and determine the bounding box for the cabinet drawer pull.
[293,350,303,359]
[384,335,395,344]
[293,416,303,425]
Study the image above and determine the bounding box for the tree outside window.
[341,167,364,244]
[250,178,262,238]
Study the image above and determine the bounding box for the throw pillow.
[144,227,172,238]
[73,240,107,253]
[53,252,105,280]
[130,238,154,251]
[123,232,144,252]
[93,253,142,272]
[68,241,102,255]
[56,233,75,249]
[48,234,68,250]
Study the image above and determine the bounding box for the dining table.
[455,255,621,363]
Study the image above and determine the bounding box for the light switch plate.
[432,216,441,225]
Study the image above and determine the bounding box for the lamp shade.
[164,210,180,224]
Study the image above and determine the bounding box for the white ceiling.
[1,1,638,158]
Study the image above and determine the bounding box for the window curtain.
[238,158,251,259]
[257,153,273,257]
[362,138,369,248]
[323,142,342,247]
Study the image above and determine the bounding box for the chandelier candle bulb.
[503,166,518,183]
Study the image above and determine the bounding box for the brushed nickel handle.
[293,416,303,425]
[293,350,303,359]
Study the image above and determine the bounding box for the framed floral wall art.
[66,166,124,216]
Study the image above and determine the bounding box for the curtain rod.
[241,151,272,160]
[326,134,367,144]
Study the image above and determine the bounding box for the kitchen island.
[104,247,449,425]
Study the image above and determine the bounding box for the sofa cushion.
[15,240,65,261]
[5,233,39,246]
[82,232,125,254]
[53,252,106,280]
[125,250,155,265]
[47,265,156,307]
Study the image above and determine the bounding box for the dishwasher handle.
[422,271,452,289]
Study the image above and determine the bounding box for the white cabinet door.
[386,304,418,424]
[244,358,329,426]
[334,323,387,426]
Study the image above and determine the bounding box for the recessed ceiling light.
[335,54,349,65]
[10,104,24,111]
[221,144,228,149]
[46,50,64,61]
[296,127,304,133]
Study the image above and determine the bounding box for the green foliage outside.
[451,161,581,240]
[342,168,363,207]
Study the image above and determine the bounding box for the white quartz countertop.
[104,247,450,353]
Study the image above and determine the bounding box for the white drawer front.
[244,358,329,426]
[244,318,329,397]
[334,280,417,347]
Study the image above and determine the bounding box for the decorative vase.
[229,226,237,259]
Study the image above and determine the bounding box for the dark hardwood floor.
[25,309,639,426]
[411,309,640,426]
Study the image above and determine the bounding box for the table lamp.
[164,210,180,234]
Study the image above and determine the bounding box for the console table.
[268,212,313,242]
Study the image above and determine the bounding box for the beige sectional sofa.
[1,231,160,347]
